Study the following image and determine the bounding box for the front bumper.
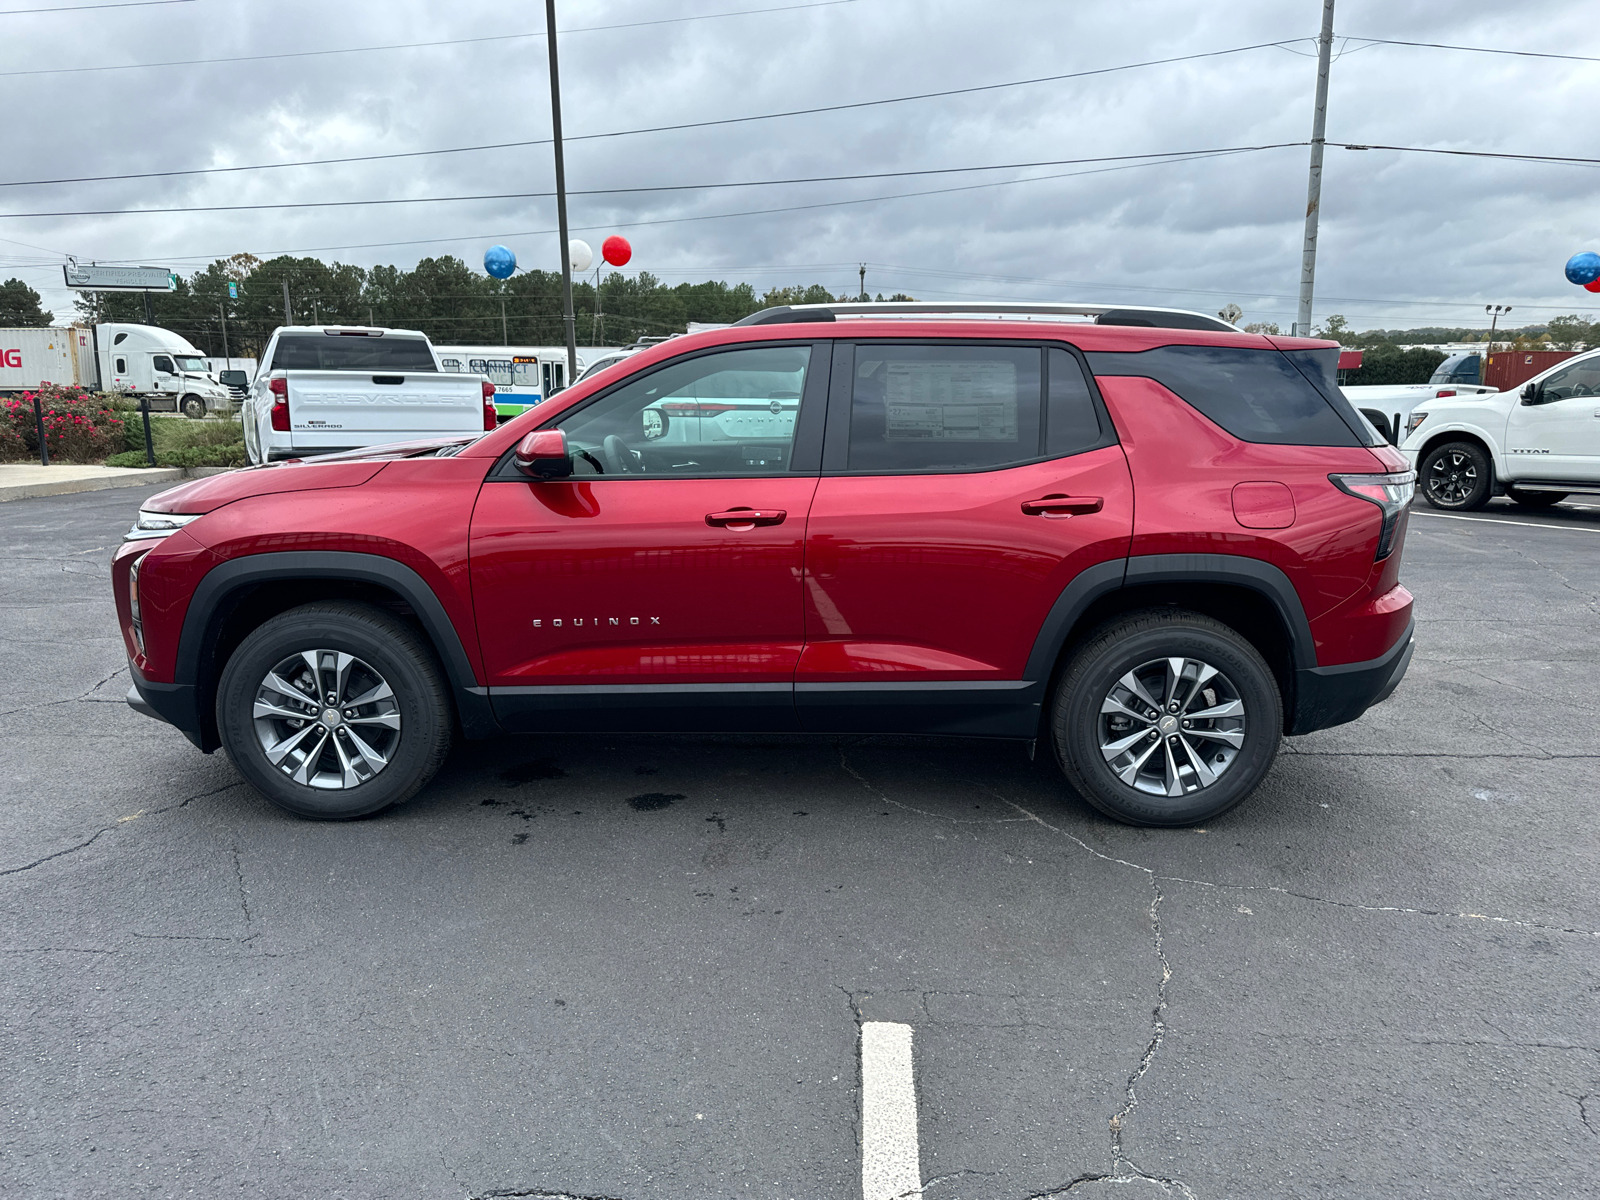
[126,663,215,752]
[1288,618,1415,735]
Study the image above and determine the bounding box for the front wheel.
[216,601,454,819]
[1419,441,1492,510]
[1050,609,1283,827]
[181,393,207,419]
[1506,487,1566,508]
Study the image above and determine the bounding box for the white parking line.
[861,1021,922,1200]
[1410,511,1600,534]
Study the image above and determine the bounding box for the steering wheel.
[602,434,636,474]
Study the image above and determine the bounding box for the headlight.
[126,510,203,541]
[1405,412,1429,437]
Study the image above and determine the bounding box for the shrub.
[1,385,127,463]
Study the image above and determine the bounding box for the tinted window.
[152,355,175,374]
[556,345,809,476]
[1086,345,1361,446]
[848,345,1041,472]
[269,335,437,371]
[1046,348,1103,457]
[1280,346,1385,446]
[1541,356,1600,400]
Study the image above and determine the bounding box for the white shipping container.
[0,326,93,393]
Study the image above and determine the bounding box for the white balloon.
[568,239,594,272]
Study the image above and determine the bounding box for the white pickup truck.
[1400,347,1600,509]
[242,326,496,464]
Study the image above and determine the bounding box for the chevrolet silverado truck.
[242,325,496,464]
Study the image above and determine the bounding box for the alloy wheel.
[1098,656,1246,797]
[1426,450,1478,506]
[251,649,401,789]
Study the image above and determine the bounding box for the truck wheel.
[182,394,207,419]
[1419,441,1492,511]
[1050,609,1282,827]
[1506,487,1566,509]
[216,601,454,820]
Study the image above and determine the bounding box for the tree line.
[58,254,900,358]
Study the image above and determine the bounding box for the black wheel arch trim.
[173,551,499,742]
[1024,554,1318,682]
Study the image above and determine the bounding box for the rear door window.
[1046,348,1106,457]
[1086,345,1363,446]
[846,345,1041,472]
[269,335,437,371]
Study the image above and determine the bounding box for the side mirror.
[641,406,667,440]
[1520,382,1540,404]
[513,429,572,479]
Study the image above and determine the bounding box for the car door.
[470,341,830,732]
[1505,356,1600,480]
[797,341,1134,735]
[151,353,177,392]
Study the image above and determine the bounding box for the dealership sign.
[62,264,175,291]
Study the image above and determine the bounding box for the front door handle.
[1021,495,1103,517]
[706,507,787,529]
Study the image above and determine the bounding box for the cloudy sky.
[3,0,1597,332]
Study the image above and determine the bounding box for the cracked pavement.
[2,488,1598,1200]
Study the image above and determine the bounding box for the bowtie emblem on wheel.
[532,616,662,628]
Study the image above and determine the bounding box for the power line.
[0,0,191,13]
[1336,142,1600,167]
[92,146,1283,268]
[1345,35,1600,64]
[0,145,1300,218]
[0,38,1302,187]
[0,0,857,76]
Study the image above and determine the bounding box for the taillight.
[1434,389,1456,398]
[1330,470,1416,561]
[660,402,737,417]
[482,380,498,429]
[269,376,289,432]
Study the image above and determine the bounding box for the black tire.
[182,394,207,419]
[1419,441,1492,511]
[1050,609,1283,827]
[1506,487,1566,508]
[216,601,453,819]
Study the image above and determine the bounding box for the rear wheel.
[1419,441,1492,511]
[216,601,453,819]
[1506,487,1566,508]
[1050,610,1283,827]
[181,393,207,419]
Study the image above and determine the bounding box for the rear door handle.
[1021,495,1104,517]
[706,507,787,528]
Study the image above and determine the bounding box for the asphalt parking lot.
[3,485,1598,1200]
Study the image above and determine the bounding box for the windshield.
[1428,352,1477,384]
[173,355,208,372]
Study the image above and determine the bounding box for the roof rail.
[730,301,1237,332]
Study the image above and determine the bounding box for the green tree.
[1313,314,1354,343]
[1545,314,1598,351]
[0,278,52,325]
[1243,321,1280,335]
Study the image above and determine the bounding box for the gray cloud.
[5,0,1598,331]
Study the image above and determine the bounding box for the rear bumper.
[1288,618,1415,735]
[126,664,214,752]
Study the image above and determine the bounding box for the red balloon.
[1586,279,1600,293]
[602,235,632,267]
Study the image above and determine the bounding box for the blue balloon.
[1564,251,1600,286]
[484,244,517,280]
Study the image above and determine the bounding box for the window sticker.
[884,361,1018,441]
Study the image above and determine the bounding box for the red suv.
[115,303,1415,827]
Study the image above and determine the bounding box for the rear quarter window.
[269,335,438,372]
[1085,345,1363,446]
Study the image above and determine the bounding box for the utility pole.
[219,302,229,365]
[142,289,154,325]
[859,263,867,301]
[501,297,509,346]
[545,0,578,385]
[1484,304,1511,382]
[1295,0,1336,337]
[282,278,292,326]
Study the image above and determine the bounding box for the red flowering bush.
[1,384,126,464]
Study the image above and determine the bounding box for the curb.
[0,465,228,503]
